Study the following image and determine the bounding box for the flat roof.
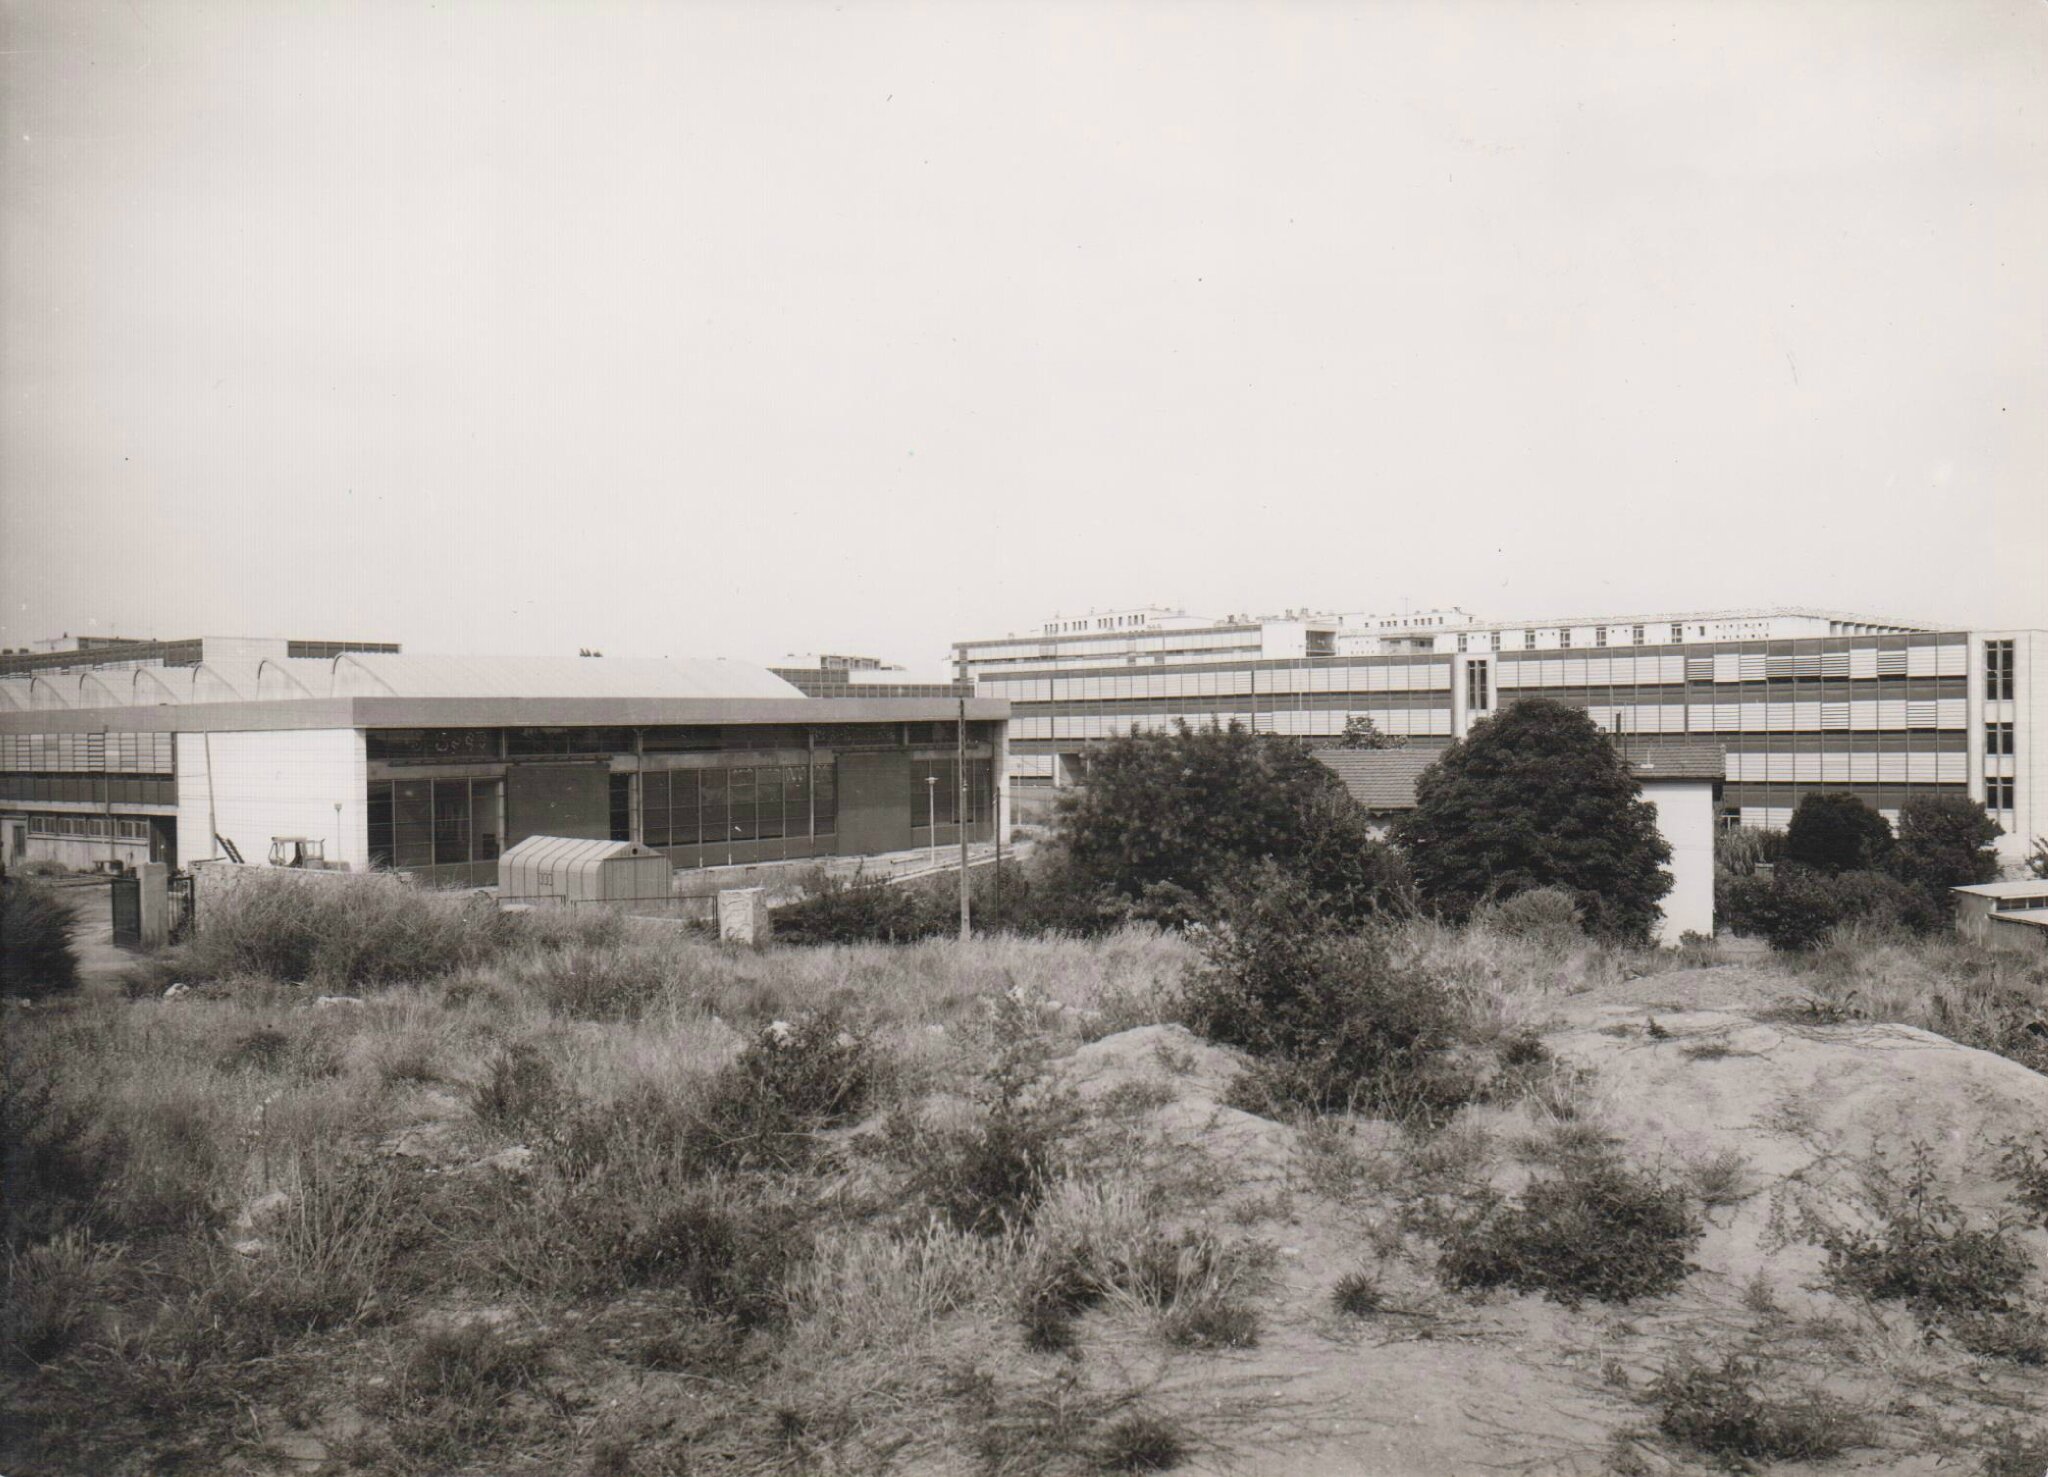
[0,694,1009,735]
[1953,881,2048,899]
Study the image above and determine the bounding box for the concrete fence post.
[137,861,170,950]
[717,888,769,947]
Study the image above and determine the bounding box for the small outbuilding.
[499,835,670,905]
[1952,881,2048,951]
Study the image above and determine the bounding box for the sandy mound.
[1043,1014,2048,1476]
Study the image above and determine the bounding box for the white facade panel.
[175,728,368,871]
[1644,778,1715,945]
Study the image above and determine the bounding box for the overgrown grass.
[7,869,2039,1474]
[1789,927,2048,1076]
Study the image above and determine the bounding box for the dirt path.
[48,877,140,987]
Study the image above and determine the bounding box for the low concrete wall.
[1985,913,2048,954]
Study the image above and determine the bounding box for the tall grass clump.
[2,877,79,1000]
[175,872,498,987]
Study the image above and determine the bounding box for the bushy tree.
[1391,698,1671,942]
[1889,795,2001,916]
[1784,792,1893,874]
[1055,721,1409,927]
[1336,713,1402,750]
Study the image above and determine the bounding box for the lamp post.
[926,775,938,868]
[333,801,343,870]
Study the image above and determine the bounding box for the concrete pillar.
[137,861,170,950]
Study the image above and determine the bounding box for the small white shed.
[498,836,670,904]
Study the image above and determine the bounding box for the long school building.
[956,607,2045,863]
[0,653,1006,883]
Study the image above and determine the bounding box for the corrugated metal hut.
[498,835,670,904]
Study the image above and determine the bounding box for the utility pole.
[957,696,970,941]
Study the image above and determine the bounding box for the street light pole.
[926,775,938,868]
[957,696,970,942]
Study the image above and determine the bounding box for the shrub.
[1721,866,1937,951]
[1184,870,1483,1120]
[1814,1145,2031,1318]
[679,1010,881,1172]
[771,869,937,946]
[519,939,678,1020]
[504,1116,814,1318]
[1,1046,127,1248]
[1437,1153,1701,1306]
[1983,1421,2048,1477]
[1392,699,1671,941]
[892,992,1080,1234]
[1473,887,1583,943]
[589,1180,807,1326]
[1649,1354,1862,1466]
[1,878,79,1000]
[1997,1132,2048,1228]
[468,1043,563,1131]
[239,1150,415,1336]
[1947,1308,2048,1365]
[175,873,493,987]
[1784,792,1894,873]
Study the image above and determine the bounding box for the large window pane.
[756,768,784,839]
[640,772,671,847]
[472,779,503,860]
[367,782,394,868]
[393,781,433,868]
[728,767,757,841]
[432,779,471,865]
[699,769,727,846]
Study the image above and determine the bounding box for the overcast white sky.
[2,0,2042,670]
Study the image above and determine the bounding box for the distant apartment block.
[954,606,2046,863]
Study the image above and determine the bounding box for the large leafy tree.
[1055,721,1408,926]
[1784,792,1894,873]
[1889,794,2001,914]
[1391,698,1672,941]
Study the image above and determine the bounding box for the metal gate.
[168,873,195,943]
[110,875,142,949]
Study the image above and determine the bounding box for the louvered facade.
[955,608,2044,864]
